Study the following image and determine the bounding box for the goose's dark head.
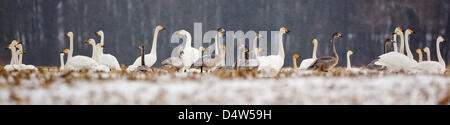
[333,32,343,38]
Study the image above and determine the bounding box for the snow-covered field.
[0,67,449,105]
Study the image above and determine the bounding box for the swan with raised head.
[346,50,363,73]
[423,47,431,61]
[404,29,415,59]
[308,32,343,71]
[15,43,37,70]
[299,39,318,70]
[130,25,165,67]
[4,40,19,71]
[409,36,446,74]
[95,31,121,70]
[64,33,99,71]
[257,27,289,74]
[374,28,417,72]
[367,39,393,71]
[176,30,201,70]
[416,49,423,62]
[60,49,69,71]
[292,54,300,71]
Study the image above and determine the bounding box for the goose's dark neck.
[331,36,338,59]
[383,41,388,54]
[141,46,145,66]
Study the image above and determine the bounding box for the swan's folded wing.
[299,58,317,70]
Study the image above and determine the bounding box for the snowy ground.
[0,67,449,105]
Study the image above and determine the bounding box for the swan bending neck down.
[131,25,165,67]
[308,32,343,71]
[409,36,446,74]
[256,27,289,75]
[423,47,431,61]
[298,39,318,70]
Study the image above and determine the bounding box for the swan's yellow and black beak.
[61,49,69,54]
[96,31,100,35]
[399,28,403,32]
[84,40,90,44]
[5,46,10,50]
[20,51,25,55]
[284,28,289,33]
[100,44,104,48]
[293,54,300,59]
[415,49,420,53]
[160,26,166,30]
[350,50,354,55]
[410,30,415,34]
[443,38,446,42]
[219,32,225,37]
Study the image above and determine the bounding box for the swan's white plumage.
[375,52,416,72]
[299,58,317,70]
[409,61,445,74]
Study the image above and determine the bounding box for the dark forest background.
[0,0,449,67]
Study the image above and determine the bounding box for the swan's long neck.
[68,35,73,60]
[184,32,192,49]
[100,34,104,46]
[346,53,351,70]
[417,51,423,62]
[426,50,431,61]
[141,46,146,66]
[405,33,413,59]
[331,37,338,60]
[393,34,398,52]
[293,57,298,70]
[150,29,160,56]
[398,31,405,54]
[278,32,285,61]
[312,42,318,59]
[215,33,219,56]
[90,42,97,59]
[60,53,65,69]
[18,46,23,65]
[252,36,258,57]
[436,40,445,66]
[9,47,16,65]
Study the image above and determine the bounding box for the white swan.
[64,32,99,71]
[60,49,69,71]
[177,30,201,70]
[257,27,289,74]
[299,39,318,70]
[409,36,446,74]
[375,27,417,72]
[4,40,19,71]
[416,49,423,62]
[15,43,37,71]
[423,47,431,61]
[346,50,362,72]
[95,31,121,70]
[130,25,165,67]
[404,29,415,59]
